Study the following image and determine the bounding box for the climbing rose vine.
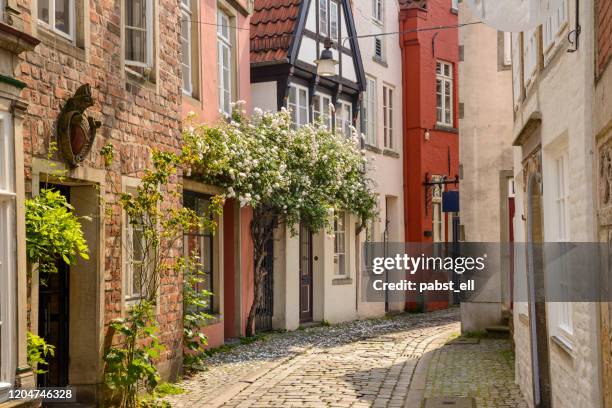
[182,103,378,336]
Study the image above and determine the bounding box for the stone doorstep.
[423,397,475,408]
[0,398,41,408]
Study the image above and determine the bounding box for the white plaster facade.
[510,0,603,407]
[457,2,514,332]
[353,0,406,319]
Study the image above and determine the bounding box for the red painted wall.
[400,1,459,244]
[400,1,459,312]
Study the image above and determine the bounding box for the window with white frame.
[330,1,339,40]
[218,9,233,115]
[288,84,309,127]
[543,0,567,50]
[363,77,377,146]
[124,189,146,302]
[180,0,193,95]
[383,85,394,149]
[550,151,573,342]
[0,112,15,399]
[436,61,453,127]
[313,93,332,128]
[523,28,537,86]
[336,100,352,136]
[0,0,5,22]
[373,0,383,23]
[334,212,346,276]
[319,0,329,37]
[124,0,153,68]
[451,0,459,11]
[38,0,76,40]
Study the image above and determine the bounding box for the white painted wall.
[251,81,278,112]
[352,0,405,319]
[510,0,602,407]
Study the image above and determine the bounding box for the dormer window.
[318,0,340,40]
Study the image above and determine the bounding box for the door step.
[485,325,511,338]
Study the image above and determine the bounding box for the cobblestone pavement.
[423,337,528,408]
[167,309,459,408]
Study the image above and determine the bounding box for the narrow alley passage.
[166,309,526,408]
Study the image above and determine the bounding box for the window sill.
[372,56,388,68]
[125,66,157,89]
[382,149,399,158]
[364,144,382,154]
[550,335,574,358]
[37,25,85,62]
[434,124,458,134]
[332,277,353,286]
[450,8,459,15]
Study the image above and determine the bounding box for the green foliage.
[25,188,89,275]
[27,332,55,374]
[182,105,378,234]
[101,143,115,167]
[183,105,378,336]
[320,320,331,327]
[182,258,213,372]
[104,302,164,408]
[153,382,185,397]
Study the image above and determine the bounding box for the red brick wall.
[16,0,184,380]
[597,0,612,76]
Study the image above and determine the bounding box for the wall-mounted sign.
[57,84,101,167]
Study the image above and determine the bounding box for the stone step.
[485,325,511,339]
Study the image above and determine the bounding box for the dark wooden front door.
[299,224,313,323]
[255,233,274,332]
[38,184,70,387]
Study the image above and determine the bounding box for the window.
[543,0,567,50]
[431,176,445,243]
[373,0,383,23]
[288,84,309,127]
[181,0,193,95]
[511,32,522,107]
[218,10,232,115]
[503,31,512,66]
[124,191,146,302]
[436,61,453,127]
[550,151,573,341]
[336,100,352,136]
[330,1,339,40]
[383,85,394,149]
[0,112,15,399]
[319,0,329,37]
[313,93,332,128]
[124,0,153,68]
[0,0,4,22]
[334,212,346,276]
[363,77,377,146]
[451,0,459,11]
[319,0,339,40]
[38,0,76,40]
[523,28,537,85]
[374,37,384,60]
[184,191,214,313]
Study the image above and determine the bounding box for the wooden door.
[299,224,313,323]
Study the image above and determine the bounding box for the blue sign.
[442,190,459,212]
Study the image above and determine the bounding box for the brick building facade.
[2,0,186,404]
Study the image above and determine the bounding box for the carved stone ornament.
[600,140,612,208]
[57,84,101,167]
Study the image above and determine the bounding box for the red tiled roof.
[250,0,302,64]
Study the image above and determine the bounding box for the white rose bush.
[182,103,377,336]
